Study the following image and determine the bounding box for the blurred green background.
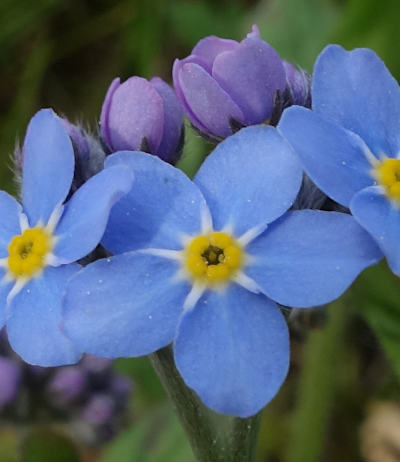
[1,0,400,461]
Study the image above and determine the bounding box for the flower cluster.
[0,25,395,418]
[0,330,132,446]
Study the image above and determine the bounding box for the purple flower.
[47,366,87,403]
[173,25,287,139]
[100,76,184,164]
[0,357,20,407]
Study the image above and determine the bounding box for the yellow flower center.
[185,232,243,285]
[7,227,53,278]
[375,158,400,202]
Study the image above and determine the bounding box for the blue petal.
[63,252,190,357]
[0,192,22,257]
[278,106,375,207]
[194,126,302,236]
[6,265,81,366]
[53,164,134,264]
[174,284,289,417]
[0,271,13,330]
[102,152,208,253]
[22,109,75,226]
[351,186,400,275]
[246,210,382,308]
[313,45,400,157]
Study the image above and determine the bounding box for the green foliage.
[353,263,400,381]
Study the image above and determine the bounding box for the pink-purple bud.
[173,25,287,140]
[0,357,20,408]
[47,366,87,403]
[283,61,311,108]
[100,76,184,164]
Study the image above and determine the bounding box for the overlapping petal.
[191,36,238,72]
[351,186,400,275]
[6,265,81,366]
[313,44,400,157]
[102,151,209,254]
[194,125,302,236]
[212,37,286,124]
[0,192,22,257]
[246,210,382,308]
[63,252,190,357]
[177,62,244,137]
[22,109,74,226]
[53,164,134,264]
[278,106,375,207]
[150,77,184,162]
[0,271,13,330]
[174,284,289,417]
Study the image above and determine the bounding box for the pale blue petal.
[313,45,400,157]
[194,126,302,235]
[246,210,382,308]
[351,186,400,275]
[174,285,289,417]
[63,252,190,357]
[22,109,74,225]
[0,192,22,257]
[6,265,81,366]
[54,165,134,264]
[278,106,375,207]
[0,270,13,330]
[102,152,208,253]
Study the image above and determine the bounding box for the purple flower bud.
[47,366,87,403]
[173,25,286,140]
[100,76,184,164]
[283,61,311,108]
[61,119,90,163]
[82,394,114,425]
[0,357,20,407]
[81,354,112,374]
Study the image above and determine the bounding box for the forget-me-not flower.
[279,45,400,274]
[62,125,380,417]
[0,109,133,366]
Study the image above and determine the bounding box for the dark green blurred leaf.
[353,263,400,381]
[21,428,80,462]
[100,405,195,462]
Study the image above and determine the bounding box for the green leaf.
[353,263,400,381]
[21,428,80,462]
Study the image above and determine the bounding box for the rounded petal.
[22,109,74,226]
[313,45,400,157]
[0,192,22,257]
[191,35,239,72]
[194,125,302,236]
[63,252,190,357]
[174,284,289,417]
[151,77,184,162]
[100,77,121,149]
[102,151,209,253]
[246,210,382,308]
[351,186,400,275]
[106,77,164,153]
[6,265,81,366]
[278,106,375,207]
[173,58,211,134]
[177,62,244,138]
[212,37,286,124]
[54,164,134,264]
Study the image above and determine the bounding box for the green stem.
[284,296,348,462]
[149,346,228,462]
[229,413,262,462]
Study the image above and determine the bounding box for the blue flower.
[0,109,133,366]
[62,125,380,417]
[278,44,400,274]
